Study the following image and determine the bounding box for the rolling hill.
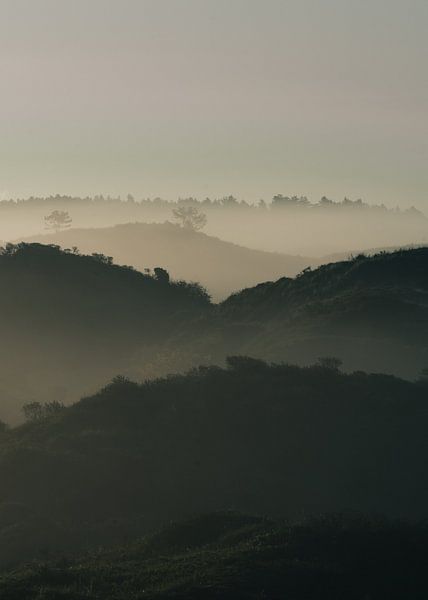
[0,242,210,423]
[22,222,315,300]
[1,511,426,599]
[1,243,428,425]
[0,360,426,568]
[210,247,428,377]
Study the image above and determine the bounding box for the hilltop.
[22,222,314,300]
[211,248,428,377]
[222,246,428,319]
[0,361,426,566]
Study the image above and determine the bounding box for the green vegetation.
[0,512,427,599]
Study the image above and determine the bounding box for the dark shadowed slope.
[321,242,428,264]
[0,361,426,567]
[213,248,428,377]
[22,222,315,300]
[1,512,427,599]
[222,247,428,318]
[1,243,428,426]
[0,243,210,422]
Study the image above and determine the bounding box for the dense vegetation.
[0,243,427,594]
[211,248,428,377]
[0,360,426,567]
[2,192,425,215]
[1,512,427,599]
[1,244,428,424]
[0,243,209,421]
[223,246,428,318]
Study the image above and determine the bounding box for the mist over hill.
[153,247,428,379]
[2,194,427,255]
[4,1,428,594]
[0,242,209,423]
[0,243,427,425]
[23,222,315,301]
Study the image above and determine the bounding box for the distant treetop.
[44,210,72,232]
[172,206,207,231]
[0,193,422,218]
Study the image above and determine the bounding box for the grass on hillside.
[1,511,427,599]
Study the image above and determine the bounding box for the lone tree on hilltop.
[172,206,207,231]
[154,267,170,284]
[44,210,72,233]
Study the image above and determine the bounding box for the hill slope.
[2,194,427,255]
[211,248,428,377]
[0,242,210,422]
[22,222,315,300]
[0,244,427,424]
[0,361,426,566]
[1,512,426,599]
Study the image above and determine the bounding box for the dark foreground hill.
[0,361,427,567]
[0,242,209,422]
[212,247,428,377]
[1,512,427,599]
[23,222,314,300]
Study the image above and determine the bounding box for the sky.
[0,0,427,208]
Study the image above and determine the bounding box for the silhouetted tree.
[22,402,44,422]
[22,401,64,422]
[111,375,131,384]
[91,252,113,265]
[43,401,65,416]
[316,356,343,371]
[220,195,238,207]
[44,210,72,233]
[297,266,312,277]
[319,196,334,206]
[154,267,170,284]
[226,356,268,371]
[172,206,207,231]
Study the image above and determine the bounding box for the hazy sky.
[0,0,427,208]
